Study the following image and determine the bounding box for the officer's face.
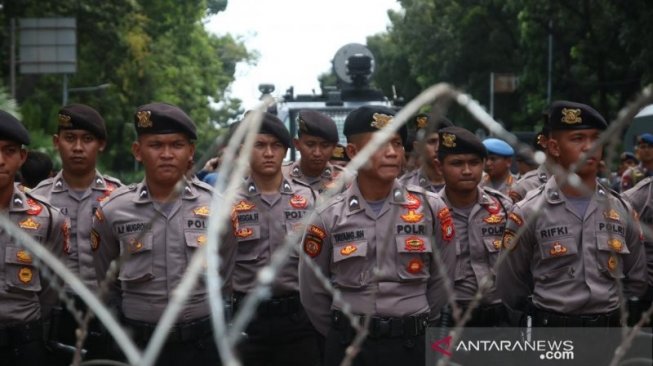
[54,130,106,175]
[294,134,335,173]
[0,140,27,192]
[549,129,602,177]
[413,132,439,169]
[440,153,484,193]
[250,134,287,177]
[484,155,512,180]
[347,132,403,182]
[132,133,195,186]
[636,142,653,163]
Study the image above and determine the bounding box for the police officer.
[0,110,69,366]
[400,113,453,193]
[283,110,348,193]
[299,106,456,366]
[31,104,121,361]
[497,100,647,327]
[92,103,232,365]
[480,138,516,196]
[621,133,653,191]
[508,123,554,203]
[229,112,319,366]
[437,127,512,326]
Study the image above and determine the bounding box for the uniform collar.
[345,179,404,217]
[133,178,198,203]
[243,176,295,196]
[291,161,335,179]
[544,176,608,205]
[52,170,112,192]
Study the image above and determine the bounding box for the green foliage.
[370,0,653,131]
[1,0,251,178]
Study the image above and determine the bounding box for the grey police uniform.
[91,178,231,323]
[0,184,68,364]
[439,186,512,325]
[299,180,456,335]
[498,177,647,325]
[283,161,349,194]
[32,170,121,291]
[622,177,653,308]
[230,176,319,366]
[508,164,550,203]
[399,166,445,193]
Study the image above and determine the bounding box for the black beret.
[343,105,407,144]
[134,102,197,140]
[0,110,30,145]
[58,104,107,139]
[438,126,487,159]
[297,110,339,143]
[259,111,291,148]
[415,113,454,131]
[331,144,349,162]
[548,100,607,131]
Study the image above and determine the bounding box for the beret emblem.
[441,133,457,148]
[137,110,153,128]
[58,113,73,127]
[370,113,392,129]
[561,108,582,125]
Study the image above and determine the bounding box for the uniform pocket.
[118,232,154,282]
[395,235,432,281]
[4,246,41,292]
[596,234,629,279]
[235,225,264,262]
[332,240,368,288]
[482,237,502,270]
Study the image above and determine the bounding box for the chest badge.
[603,210,620,222]
[234,200,255,212]
[197,235,207,246]
[483,214,504,224]
[19,217,40,230]
[508,212,523,227]
[402,193,421,210]
[407,259,424,274]
[608,239,623,252]
[235,227,253,238]
[16,250,33,264]
[404,237,426,252]
[401,210,424,223]
[193,206,210,217]
[607,255,618,271]
[549,242,568,256]
[18,267,33,284]
[340,244,358,256]
[290,194,308,209]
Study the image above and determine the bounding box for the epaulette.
[405,183,427,194]
[32,177,55,191]
[191,178,214,193]
[628,176,652,193]
[482,186,511,205]
[518,184,546,207]
[25,191,54,208]
[315,192,346,214]
[103,175,123,186]
[100,184,135,206]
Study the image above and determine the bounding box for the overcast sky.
[205,0,401,109]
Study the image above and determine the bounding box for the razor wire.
[2,83,652,366]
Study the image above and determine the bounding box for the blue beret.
[0,110,30,145]
[482,138,514,157]
[297,110,339,143]
[637,133,653,145]
[135,102,197,140]
[548,100,607,131]
[58,104,107,139]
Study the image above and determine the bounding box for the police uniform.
[299,106,455,366]
[497,101,647,327]
[0,112,70,366]
[399,167,444,193]
[437,127,513,326]
[30,105,121,362]
[282,110,351,193]
[508,164,550,203]
[91,103,231,365]
[228,112,318,366]
[621,133,653,191]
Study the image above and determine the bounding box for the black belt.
[124,316,212,343]
[528,305,621,327]
[457,302,506,326]
[331,310,429,338]
[233,292,302,316]
[0,320,43,348]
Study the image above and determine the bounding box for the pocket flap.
[395,235,432,254]
[333,241,367,263]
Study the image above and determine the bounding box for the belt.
[233,292,302,316]
[124,316,212,343]
[0,320,43,348]
[457,302,506,326]
[331,310,429,338]
[528,305,621,327]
